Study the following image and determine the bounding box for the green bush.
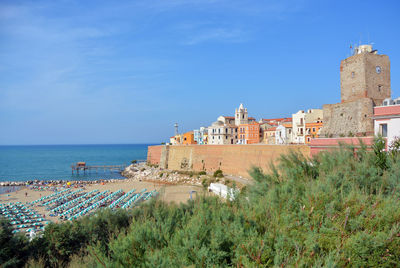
[8,138,400,267]
[198,171,207,175]
[213,169,223,178]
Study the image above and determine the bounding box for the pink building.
[373,98,400,147]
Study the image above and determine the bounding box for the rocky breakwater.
[122,162,235,188]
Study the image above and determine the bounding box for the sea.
[0,144,151,182]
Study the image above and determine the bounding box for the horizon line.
[0,143,160,146]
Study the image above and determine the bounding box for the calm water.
[0,144,151,182]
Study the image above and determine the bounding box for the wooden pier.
[71,162,127,175]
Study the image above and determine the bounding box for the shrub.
[131,160,137,164]
[213,169,223,178]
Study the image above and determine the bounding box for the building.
[238,122,260,144]
[182,131,197,145]
[321,44,391,137]
[305,121,323,144]
[261,118,292,126]
[208,104,256,145]
[208,121,238,145]
[217,116,236,125]
[170,134,182,145]
[292,109,323,144]
[276,123,293,144]
[193,127,208,145]
[259,118,291,144]
[373,98,400,147]
[264,127,277,144]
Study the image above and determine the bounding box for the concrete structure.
[322,44,391,137]
[170,134,182,145]
[182,131,197,145]
[264,127,277,144]
[148,144,310,178]
[309,137,375,156]
[305,121,323,144]
[373,99,400,147]
[276,123,293,144]
[208,121,238,145]
[193,127,208,145]
[292,109,323,144]
[217,116,236,126]
[238,122,260,144]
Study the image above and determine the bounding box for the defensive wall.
[147,144,310,178]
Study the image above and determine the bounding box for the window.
[226,136,228,139]
[378,85,382,92]
[312,127,316,132]
[351,71,355,78]
[379,124,388,137]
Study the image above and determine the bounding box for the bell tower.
[235,103,248,126]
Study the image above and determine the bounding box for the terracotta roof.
[223,116,235,119]
[266,127,277,131]
[262,118,292,122]
[249,117,256,120]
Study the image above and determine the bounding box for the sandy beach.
[0,177,204,224]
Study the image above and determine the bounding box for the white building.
[208,120,238,145]
[373,98,400,147]
[276,123,293,144]
[292,109,323,144]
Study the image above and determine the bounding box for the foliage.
[213,169,223,178]
[4,139,400,267]
[131,160,137,164]
[0,218,29,268]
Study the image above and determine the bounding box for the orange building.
[305,121,323,144]
[238,122,260,144]
[182,131,197,145]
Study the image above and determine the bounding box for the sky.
[0,0,399,145]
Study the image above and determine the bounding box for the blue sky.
[0,0,399,145]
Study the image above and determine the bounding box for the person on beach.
[25,192,28,197]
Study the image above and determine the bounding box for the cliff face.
[148,144,310,178]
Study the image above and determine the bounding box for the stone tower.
[235,103,248,126]
[340,44,391,106]
[321,45,391,137]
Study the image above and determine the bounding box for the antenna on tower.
[174,123,179,136]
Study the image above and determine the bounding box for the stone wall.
[148,144,310,178]
[147,145,163,165]
[321,98,374,137]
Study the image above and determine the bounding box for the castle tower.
[321,44,391,137]
[235,103,248,126]
[340,44,391,106]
